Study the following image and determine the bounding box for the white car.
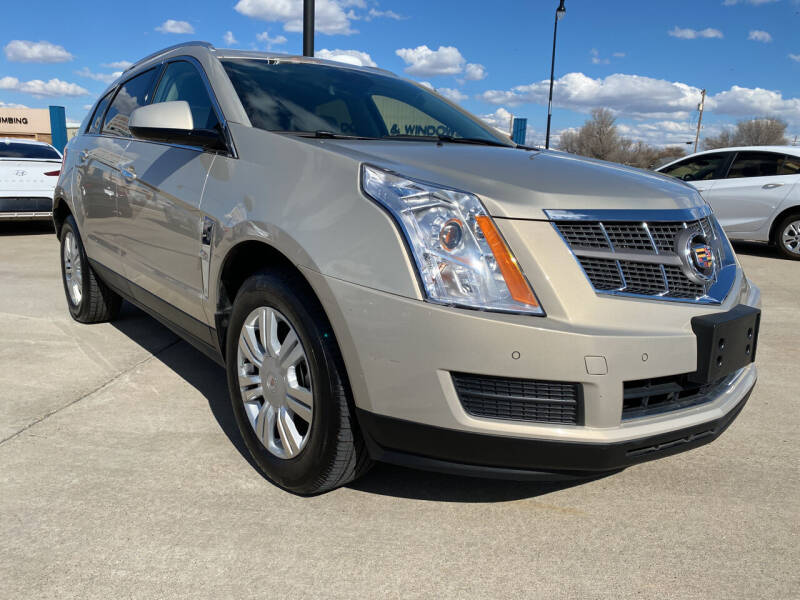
[657,146,800,259]
[0,138,62,220]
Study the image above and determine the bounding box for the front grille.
[553,215,718,301]
[622,373,726,420]
[452,372,582,425]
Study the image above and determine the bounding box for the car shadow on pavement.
[110,303,261,474]
[731,240,783,259]
[0,221,55,236]
[111,303,609,502]
[348,464,607,503]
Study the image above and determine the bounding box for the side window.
[727,152,784,179]
[372,95,453,137]
[779,154,800,176]
[102,68,158,138]
[660,153,729,182]
[152,61,220,130]
[87,92,113,134]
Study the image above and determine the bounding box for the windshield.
[0,141,61,159]
[221,59,512,145]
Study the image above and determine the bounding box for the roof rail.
[123,41,215,73]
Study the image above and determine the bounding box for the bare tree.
[703,118,788,149]
[558,108,686,169]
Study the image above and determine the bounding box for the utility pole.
[693,88,706,153]
[303,0,315,57]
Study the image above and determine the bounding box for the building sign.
[0,108,51,135]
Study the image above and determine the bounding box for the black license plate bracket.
[689,304,760,385]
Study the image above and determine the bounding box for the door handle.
[120,165,136,181]
[762,183,784,190]
[79,150,89,163]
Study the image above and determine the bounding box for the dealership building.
[0,106,68,151]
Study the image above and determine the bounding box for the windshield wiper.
[276,130,380,140]
[380,134,513,148]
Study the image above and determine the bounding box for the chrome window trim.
[545,206,737,305]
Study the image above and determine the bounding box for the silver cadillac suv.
[54,42,760,494]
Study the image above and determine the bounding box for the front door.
[114,59,223,338]
[702,151,797,233]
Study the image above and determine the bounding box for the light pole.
[545,0,566,149]
[303,0,315,57]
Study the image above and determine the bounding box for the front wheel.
[775,214,800,260]
[225,270,372,494]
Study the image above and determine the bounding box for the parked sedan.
[0,138,62,220]
[657,146,800,259]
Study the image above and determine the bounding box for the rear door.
[115,59,220,335]
[702,151,797,233]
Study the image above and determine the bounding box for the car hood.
[314,140,702,220]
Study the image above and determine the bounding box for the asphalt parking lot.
[1,222,797,599]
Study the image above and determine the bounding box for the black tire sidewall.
[59,216,90,320]
[225,272,347,494]
[776,214,800,260]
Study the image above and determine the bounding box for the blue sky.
[1,0,798,146]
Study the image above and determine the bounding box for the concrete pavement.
[1,223,797,599]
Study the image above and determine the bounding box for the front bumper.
[303,267,759,476]
[357,382,753,479]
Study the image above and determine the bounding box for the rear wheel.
[775,213,800,260]
[59,215,122,322]
[225,269,372,494]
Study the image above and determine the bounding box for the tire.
[59,215,122,323]
[225,269,372,494]
[774,213,800,260]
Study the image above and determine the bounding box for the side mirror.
[129,101,226,151]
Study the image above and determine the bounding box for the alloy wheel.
[237,306,314,459]
[782,220,800,255]
[63,231,83,305]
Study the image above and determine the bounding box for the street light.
[545,0,566,150]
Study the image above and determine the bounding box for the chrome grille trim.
[546,207,738,304]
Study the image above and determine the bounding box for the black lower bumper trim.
[356,383,753,479]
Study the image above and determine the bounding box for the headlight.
[361,164,543,315]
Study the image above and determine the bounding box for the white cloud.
[395,45,466,76]
[668,26,724,39]
[0,76,89,97]
[316,49,376,67]
[0,101,29,108]
[76,67,122,84]
[790,54,800,62]
[256,31,288,49]
[418,81,434,89]
[590,49,609,65]
[235,0,359,35]
[723,0,778,5]
[4,40,73,63]
[481,107,514,133]
[748,30,773,43]
[436,87,468,102]
[480,72,703,119]
[463,63,487,81]
[102,60,132,69]
[223,31,238,45]
[612,52,626,58]
[479,71,800,126]
[366,8,406,20]
[156,20,195,34]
